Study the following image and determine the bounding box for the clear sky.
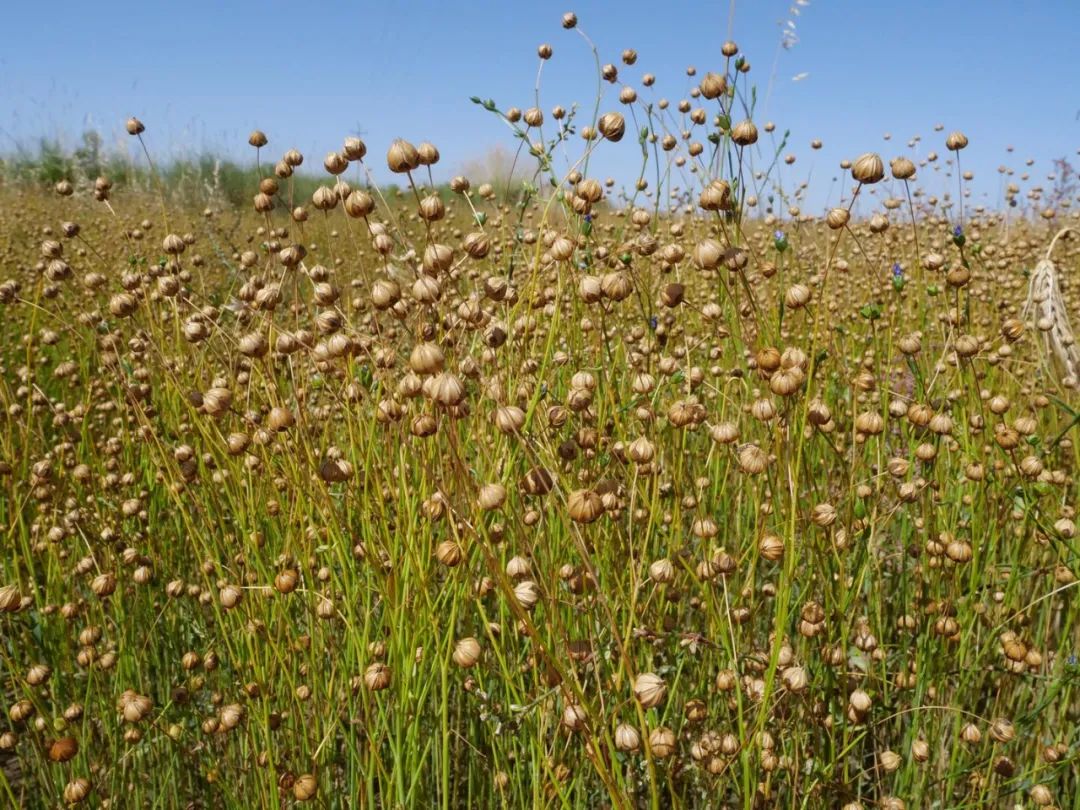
[3,1,1078,212]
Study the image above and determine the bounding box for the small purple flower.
[892,262,903,278]
[953,225,963,238]
[584,213,593,223]
[649,316,658,331]
[774,230,785,241]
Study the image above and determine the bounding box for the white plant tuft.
[1023,228,1079,389]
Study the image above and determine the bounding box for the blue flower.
[649,316,658,331]
[774,230,785,241]
[892,262,903,278]
[584,213,593,223]
[953,225,963,237]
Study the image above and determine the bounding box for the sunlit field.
[1,10,1078,809]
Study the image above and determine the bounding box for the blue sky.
[3,1,1078,211]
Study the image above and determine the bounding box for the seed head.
[851,153,885,184]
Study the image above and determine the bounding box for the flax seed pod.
[387,139,420,173]
[614,722,641,752]
[946,131,968,151]
[648,727,676,758]
[567,490,604,523]
[826,208,850,229]
[452,637,482,668]
[63,778,93,804]
[890,157,916,179]
[477,483,507,512]
[598,112,625,142]
[293,774,318,802]
[633,672,667,708]
[851,153,885,184]
[731,120,758,146]
[700,72,726,99]
[364,662,391,691]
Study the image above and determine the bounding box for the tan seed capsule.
[49,736,79,762]
[452,637,482,668]
[633,672,667,708]
[63,777,93,804]
[614,722,641,752]
[387,139,420,173]
[293,774,318,802]
[851,153,885,184]
[946,131,969,151]
[364,663,391,691]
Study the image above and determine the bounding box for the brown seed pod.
[267,406,295,432]
[343,136,367,160]
[452,637,482,668]
[417,142,440,165]
[737,444,769,474]
[477,483,507,512]
[692,238,723,269]
[0,585,22,613]
[648,726,676,758]
[890,156,916,180]
[387,139,420,173]
[851,153,885,184]
[633,672,667,708]
[63,777,93,804]
[567,489,604,523]
[758,534,784,561]
[520,467,554,496]
[614,722,641,752]
[344,190,375,218]
[598,112,626,142]
[826,207,850,230]
[945,131,969,151]
[731,120,758,146]
[512,580,541,611]
[364,662,391,691]
[323,151,348,175]
[293,773,318,802]
[274,569,299,595]
[699,72,727,99]
[49,736,78,763]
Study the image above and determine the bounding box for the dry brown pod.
[946,131,969,151]
[851,153,885,184]
[614,722,641,752]
[731,120,758,146]
[49,736,79,763]
[293,773,318,802]
[598,112,626,142]
[63,777,93,804]
[0,585,22,613]
[633,672,667,708]
[387,139,420,173]
[452,637,482,668]
[364,662,392,691]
